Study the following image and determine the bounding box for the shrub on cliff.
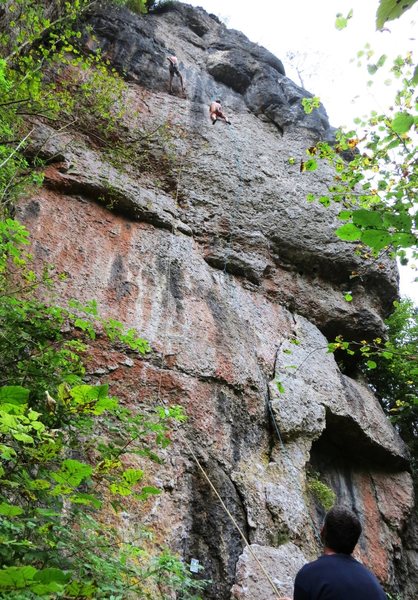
[0,0,134,215]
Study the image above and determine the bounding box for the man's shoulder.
[297,555,329,572]
[297,554,362,578]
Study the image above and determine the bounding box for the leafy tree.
[0,0,134,215]
[303,5,418,481]
[364,299,418,473]
[302,51,417,263]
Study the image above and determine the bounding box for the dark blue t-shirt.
[294,554,387,600]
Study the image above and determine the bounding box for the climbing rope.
[151,91,292,598]
[181,434,282,599]
[220,119,323,551]
[222,113,244,276]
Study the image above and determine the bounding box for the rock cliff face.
[18,2,416,598]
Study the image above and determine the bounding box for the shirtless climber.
[209,99,231,125]
[167,55,185,95]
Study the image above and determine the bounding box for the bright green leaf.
[391,112,414,134]
[123,468,144,485]
[335,10,353,30]
[352,209,383,228]
[69,493,102,508]
[141,486,161,495]
[383,212,412,231]
[336,223,362,241]
[338,210,352,221]
[392,233,416,248]
[0,566,37,589]
[12,432,34,444]
[0,444,16,459]
[304,159,318,171]
[33,568,69,584]
[0,386,29,405]
[51,459,92,488]
[376,0,417,29]
[360,229,392,251]
[0,502,24,517]
[276,381,285,394]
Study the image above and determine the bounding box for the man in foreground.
[280,506,387,599]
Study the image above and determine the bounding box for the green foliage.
[0,0,185,213]
[276,381,285,394]
[307,472,336,511]
[364,300,418,474]
[335,10,353,31]
[328,299,418,478]
[376,0,418,29]
[301,96,321,114]
[0,0,129,214]
[302,53,417,262]
[148,550,208,599]
[112,0,149,13]
[0,378,189,597]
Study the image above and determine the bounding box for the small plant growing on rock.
[307,472,336,511]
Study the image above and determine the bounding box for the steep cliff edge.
[17,2,416,598]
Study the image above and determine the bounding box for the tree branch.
[0,128,34,170]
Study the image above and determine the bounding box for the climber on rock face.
[167,55,185,94]
[209,99,231,125]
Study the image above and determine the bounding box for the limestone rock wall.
[18,3,416,598]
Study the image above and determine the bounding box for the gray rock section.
[79,2,398,338]
[30,124,193,236]
[231,543,307,599]
[85,2,332,138]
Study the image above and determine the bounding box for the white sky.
[187,0,418,301]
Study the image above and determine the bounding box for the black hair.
[322,506,362,554]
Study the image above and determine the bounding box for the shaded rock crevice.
[312,407,409,472]
[186,456,249,600]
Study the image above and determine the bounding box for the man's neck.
[323,547,337,555]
